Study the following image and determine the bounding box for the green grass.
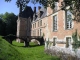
[0,36,23,60]
[0,36,60,60]
[12,41,60,60]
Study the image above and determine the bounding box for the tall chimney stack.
[38,6,41,18]
[34,7,36,14]
[38,6,41,11]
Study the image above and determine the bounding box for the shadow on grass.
[12,44,42,48]
[29,44,41,47]
[12,44,25,47]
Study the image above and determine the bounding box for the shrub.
[45,46,80,60]
[72,29,80,51]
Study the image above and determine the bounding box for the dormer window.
[40,11,43,17]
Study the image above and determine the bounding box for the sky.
[0,0,42,15]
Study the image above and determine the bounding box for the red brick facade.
[17,0,80,49]
[31,0,80,49]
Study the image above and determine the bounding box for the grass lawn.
[0,36,60,60]
[0,37,23,60]
[12,41,60,60]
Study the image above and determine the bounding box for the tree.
[0,12,17,36]
[5,0,30,14]
[72,29,80,57]
[32,0,80,21]
[0,12,17,44]
[5,0,80,21]
[0,18,6,36]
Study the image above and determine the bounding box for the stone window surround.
[65,36,73,49]
[65,10,73,30]
[51,12,58,32]
[53,15,58,31]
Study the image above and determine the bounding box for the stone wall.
[16,17,31,42]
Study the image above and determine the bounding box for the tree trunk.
[19,3,22,16]
[20,4,22,13]
[24,40,29,47]
[8,39,12,44]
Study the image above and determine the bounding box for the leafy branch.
[72,29,80,51]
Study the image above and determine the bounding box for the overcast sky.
[0,0,42,15]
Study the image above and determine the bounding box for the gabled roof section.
[40,8,47,18]
[19,6,34,19]
[33,7,47,21]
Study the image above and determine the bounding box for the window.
[53,38,57,46]
[35,30,36,36]
[33,30,36,36]
[40,29,42,36]
[66,37,71,48]
[38,21,39,27]
[53,15,57,31]
[35,23,36,28]
[40,20,42,26]
[33,24,34,29]
[38,30,39,36]
[32,31,34,36]
[65,10,72,29]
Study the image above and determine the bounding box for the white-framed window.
[40,20,42,26]
[53,37,57,46]
[33,30,36,36]
[33,30,34,36]
[33,24,34,29]
[66,37,71,48]
[53,15,57,31]
[38,21,39,27]
[38,29,39,36]
[65,10,72,29]
[40,29,42,36]
[35,23,36,28]
[35,30,36,36]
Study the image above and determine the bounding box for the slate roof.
[33,7,47,21]
[19,6,47,22]
[19,6,34,20]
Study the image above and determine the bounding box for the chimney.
[38,6,41,18]
[38,6,41,11]
[34,7,36,14]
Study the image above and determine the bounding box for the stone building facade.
[17,0,80,49]
[16,6,33,43]
[31,0,80,50]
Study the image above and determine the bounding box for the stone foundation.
[16,38,24,43]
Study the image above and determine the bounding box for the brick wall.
[45,0,80,48]
[16,17,31,42]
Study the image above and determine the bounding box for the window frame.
[35,23,36,28]
[53,37,57,46]
[38,21,39,27]
[40,29,42,36]
[53,15,58,31]
[65,10,73,30]
[33,24,34,29]
[66,37,71,48]
[40,20,42,26]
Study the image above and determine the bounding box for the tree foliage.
[0,12,17,36]
[5,0,80,21]
[0,18,6,36]
[5,0,30,13]
[72,29,80,51]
